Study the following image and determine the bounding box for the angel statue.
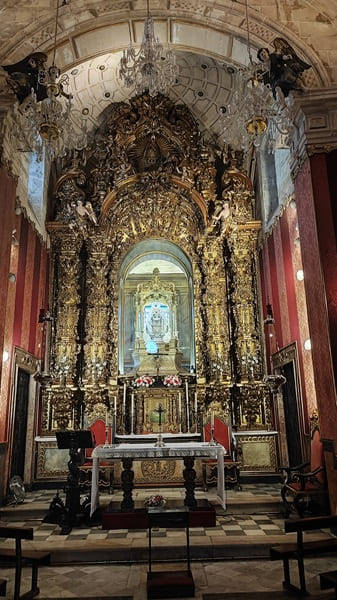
[213,201,230,236]
[75,200,97,225]
[257,38,311,107]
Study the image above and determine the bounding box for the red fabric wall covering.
[0,211,47,442]
[260,207,310,412]
[0,167,16,439]
[21,225,35,351]
[312,153,337,385]
[295,157,337,441]
[12,218,28,348]
[11,217,46,357]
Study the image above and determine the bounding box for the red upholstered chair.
[79,418,114,493]
[280,428,328,517]
[202,414,240,490]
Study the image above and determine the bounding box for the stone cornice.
[289,87,337,179]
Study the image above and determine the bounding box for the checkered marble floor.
[0,484,294,542]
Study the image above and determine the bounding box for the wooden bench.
[0,526,51,600]
[270,514,337,595]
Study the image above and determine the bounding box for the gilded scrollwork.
[42,92,271,440]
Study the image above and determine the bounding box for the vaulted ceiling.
[1,0,336,142]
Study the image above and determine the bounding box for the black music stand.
[44,430,93,534]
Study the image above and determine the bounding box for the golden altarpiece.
[36,94,278,485]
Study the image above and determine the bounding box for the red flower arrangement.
[133,375,154,387]
[163,374,182,387]
[144,494,166,507]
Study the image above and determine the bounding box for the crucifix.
[147,349,168,379]
[154,403,166,447]
[153,403,166,427]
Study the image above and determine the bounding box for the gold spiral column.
[83,234,110,409]
[221,167,269,427]
[48,230,83,429]
[199,234,231,383]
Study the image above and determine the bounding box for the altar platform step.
[0,484,283,523]
[0,484,295,564]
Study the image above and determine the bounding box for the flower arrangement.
[144,494,166,507]
[163,374,182,387]
[133,375,154,388]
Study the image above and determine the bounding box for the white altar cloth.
[90,442,226,515]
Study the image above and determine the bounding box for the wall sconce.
[8,273,16,283]
[304,339,312,351]
[11,229,19,246]
[3,351,9,362]
[296,269,304,281]
[294,237,300,248]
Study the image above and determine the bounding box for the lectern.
[44,430,93,534]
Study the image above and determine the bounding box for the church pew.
[270,515,337,595]
[0,525,50,600]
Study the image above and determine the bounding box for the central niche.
[119,240,195,376]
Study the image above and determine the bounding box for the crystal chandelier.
[119,0,178,97]
[4,1,84,159]
[221,0,293,154]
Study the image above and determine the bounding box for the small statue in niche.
[213,200,230,235]
[74,199,97,225]
[257,38,311,107]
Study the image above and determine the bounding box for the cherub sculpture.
[257,38,310,107]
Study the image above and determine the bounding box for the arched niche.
[118,239,195,376]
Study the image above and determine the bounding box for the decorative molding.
[289,88,337,180]
[236,433,278,471]
[36,440,68,479]
[14,346,39,375]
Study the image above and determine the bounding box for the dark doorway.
[10,368,30,480]
[281,361,303,467]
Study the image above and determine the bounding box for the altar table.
[90,442,226,516]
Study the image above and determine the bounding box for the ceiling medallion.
[119,0,178,97]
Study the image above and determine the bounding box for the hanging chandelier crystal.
[119,0,178,97]
[3,1,85,159]
[220,0,293,154]
[221,64,293,154]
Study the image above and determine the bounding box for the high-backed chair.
[280,428,328,517]
[202,405,241,490]
[79,418,114,493]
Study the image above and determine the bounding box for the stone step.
[0,490,282,522]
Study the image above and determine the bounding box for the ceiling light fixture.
[119,0,178,97]
[220,0,303,154]
[3,1,85,159]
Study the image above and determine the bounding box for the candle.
[131,392,134,434]
[178,392,181,415]
[114,395,117,414]
[46,400,50,431]
[194,391,198,414]
[105,408,108,425]
[211,411,214,429]
[185,378,189,402]
[123,382,126,415]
